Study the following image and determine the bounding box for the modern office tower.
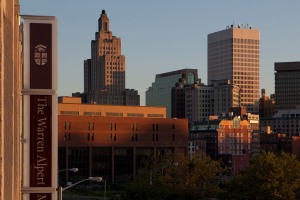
[173,79,241,122]
[275,62,300,111]
[84,10,139,105]
[259,89,275,118]
[0,0,21,199]
[146,69,199,118]
[208,25,260,113]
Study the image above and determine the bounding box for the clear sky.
[21,0,300,105]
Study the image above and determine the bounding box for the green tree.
[223,152,300,200]
[123,151,225,200]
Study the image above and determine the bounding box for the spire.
[98,9,109,32]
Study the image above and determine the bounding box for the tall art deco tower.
[84,10,139,105]
[208,25,260,112]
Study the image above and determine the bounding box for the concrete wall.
[0,0,21,199]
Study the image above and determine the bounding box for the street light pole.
[57,176,102,200]
[58,168,78,190]
[104,179,106,200]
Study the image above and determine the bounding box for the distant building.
[217,154,249,176]
[147,68,241,121]
[189,117,253,157]
[83,10,139,105]
[229,106,247,118]
[208,25,260,113]
[245,113,260,131]
[259,88,275,118]
[292,136,300,156]
[182,79,240,122]
[275,61,300,111]
[189,120,219,158]
[260,108,300,137]
[217,117,252,155]
[58,97,188,183]
[259,132,292,154]
[146,69,199,118]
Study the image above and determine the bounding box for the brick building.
[58,98,188,183]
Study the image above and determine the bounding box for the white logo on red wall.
[34,44,47,66]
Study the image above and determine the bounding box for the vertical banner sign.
[30,23,53,200]
[30,23,52,89]
[21,16,58,200]
[30,95,52,200]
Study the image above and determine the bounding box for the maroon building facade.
[58,115,188,183]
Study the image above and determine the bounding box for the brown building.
[83,10,139,105]
[208,25,260,113]
[260,109,300,138]
[259,89,275,118]
[58,99,188,183]
[0,1,22,199]
[275,61,300,111]
[292,136,300,156]
[260,133,292,154]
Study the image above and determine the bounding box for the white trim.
[22,187,56,193]
[21,16,58,200]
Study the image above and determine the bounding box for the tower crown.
[98,9,109,32]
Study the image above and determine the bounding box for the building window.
[106,112,123,117]
[127,113,144,117]
[84,112,101,116]
[147,114,164,118]
[60,111,79,115]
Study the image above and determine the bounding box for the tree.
[123,151,225,200]
[223,152,300,200]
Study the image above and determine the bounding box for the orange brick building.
[58,97,188,183]
[218,117,252,155]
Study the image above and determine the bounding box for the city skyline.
[21,1,300,105]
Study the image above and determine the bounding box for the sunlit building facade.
[58,97,188,183]
[208,25,260,113]
[84,10,139,105]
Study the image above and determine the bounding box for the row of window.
[233,49,259,53]
[62,132,176,142]
[233,53,259,58]
[63,122,175,131]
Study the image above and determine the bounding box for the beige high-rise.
[208,26,260,113]
[84,10,139,105]
[0,0,22,199]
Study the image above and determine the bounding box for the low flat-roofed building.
[58,96,166,118]
[57,97,188,183]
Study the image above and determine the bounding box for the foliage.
[222,152,300,200]
[123,151,225,200]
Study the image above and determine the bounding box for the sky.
[21,0,300,105]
